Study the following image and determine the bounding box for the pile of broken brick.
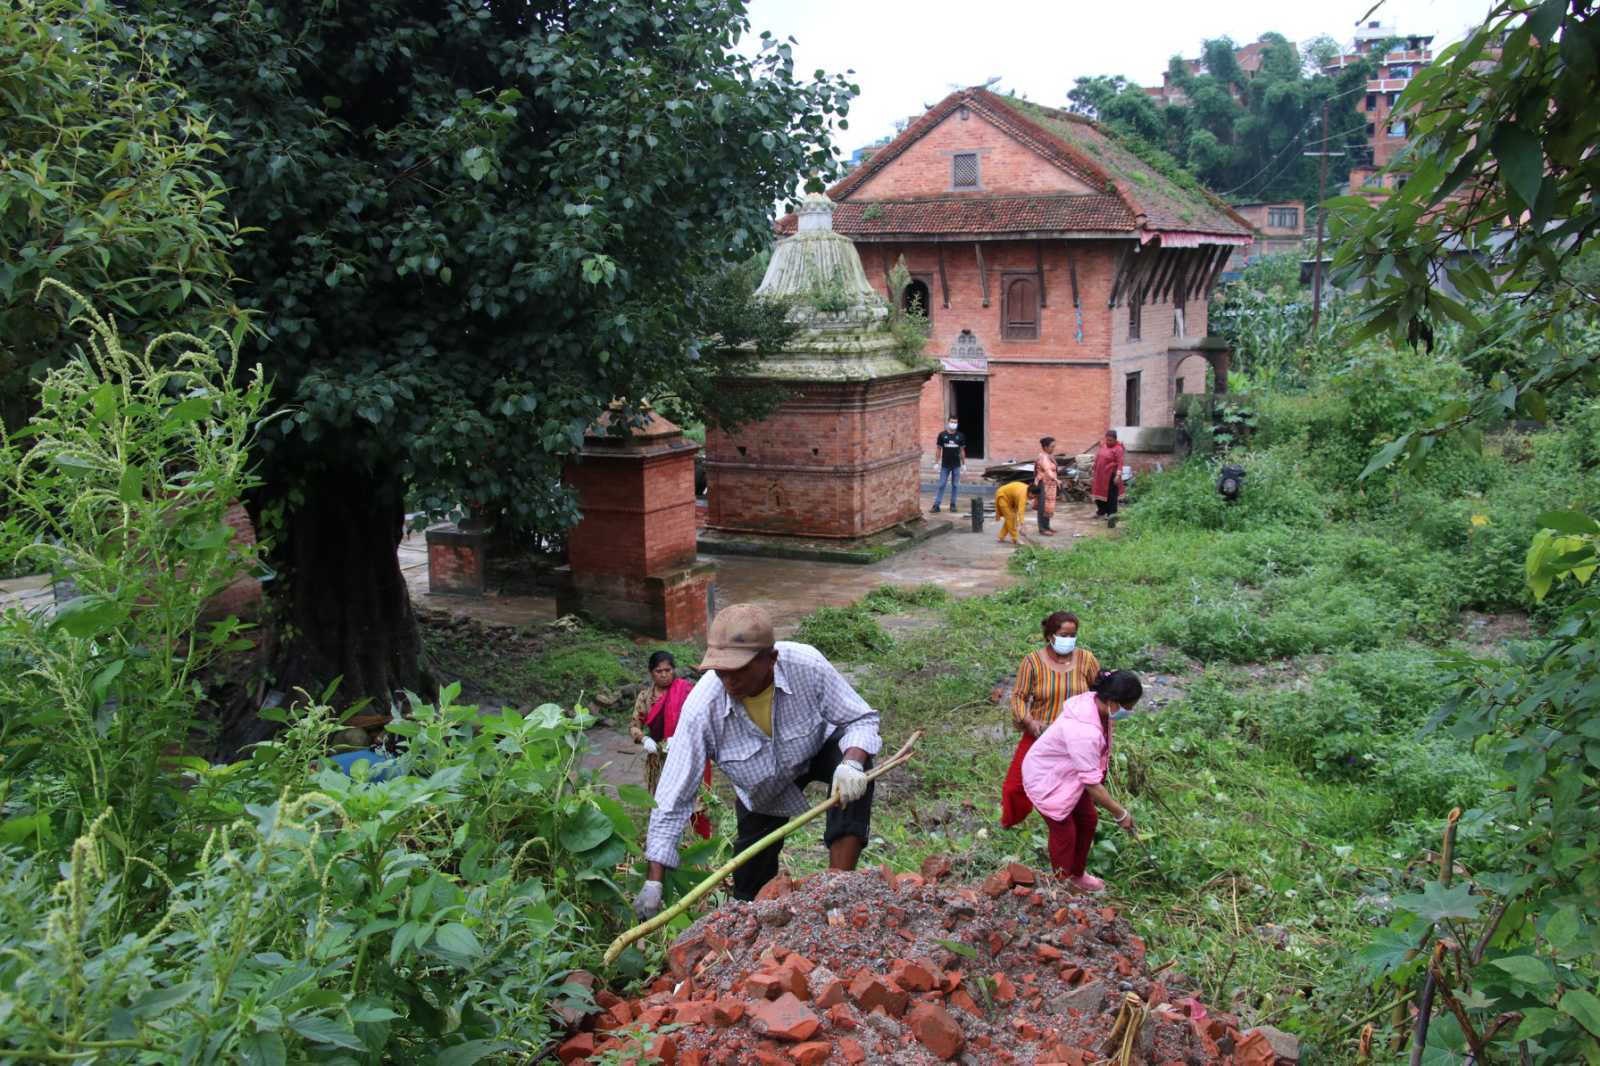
[559,860,1302,1065]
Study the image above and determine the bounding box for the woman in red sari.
[630,651,713,838]
[1091,429,1126,520]
[1000,611,1101,828]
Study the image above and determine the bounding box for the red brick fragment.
[920,854,953,880]
[680,1050,706,1066]
[839,1037,867,1064]
[1036,942,1063,961]
[750,993,820,1042]
[1006,862,1037,886]
[754,871,794,901]
[557,1032,594,1064]
[909,1001,965,1060]
[982,869,1012,897]
[1235,1030,1279,1066]
[790,1041,831,1066]
[746,973,785,1000]
[816,978,848,1008]
[896,872,925,892]
[826,1002,858,1030]
[710,997,745,1026]
[992,972,1017,1003]
[848,972,909,1016]
[650,1034,678,1066]
[949,988,981,1015]
[890,958,939,993]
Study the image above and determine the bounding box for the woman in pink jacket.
[1020,670,1142,892]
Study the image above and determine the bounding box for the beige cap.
[697,604,775,671]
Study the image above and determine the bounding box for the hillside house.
[779,87,1252,463]
[1225,200,1305,273]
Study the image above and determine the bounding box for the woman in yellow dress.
[995,480,1034,546]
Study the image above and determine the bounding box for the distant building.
[1322,21,1435,194]
[1223,201,1305,274]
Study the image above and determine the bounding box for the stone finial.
[796,193,835,233]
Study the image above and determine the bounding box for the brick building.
[1224,201,1305,273]
[779,87,1250,465]
[1321,22,1434,193]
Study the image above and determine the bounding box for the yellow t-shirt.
[742,685,775,737]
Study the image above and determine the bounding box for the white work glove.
[831,759,868,805]
[641,737,659,756]
[633,880,664,920]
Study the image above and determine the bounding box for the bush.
[0,692,632,1062]
[1128,447,1327,534]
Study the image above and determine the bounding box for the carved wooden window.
[952,153,979,189]
[1001,275,1039,340]
[1128,295,1143,341]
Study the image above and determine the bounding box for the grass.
[774,527,1492,1064]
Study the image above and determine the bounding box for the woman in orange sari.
[1000,611,1102,827]
[1034,436,1059,537]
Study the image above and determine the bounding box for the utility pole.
[1304,101,1344,337]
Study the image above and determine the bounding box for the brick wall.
[851,111,1096,199]
[705,374,927,538]
[564,445,699,576]
[1109,269,1212,431]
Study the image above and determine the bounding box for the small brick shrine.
[557,409,713,640]
[705,194,935,540]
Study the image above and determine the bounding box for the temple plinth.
[558,410,714,639]
[705,194,936,540]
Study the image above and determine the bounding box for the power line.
[1215,83,1365,198]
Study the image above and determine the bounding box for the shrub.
[1128,447,1327,534]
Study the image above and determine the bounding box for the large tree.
[1068,33,1375,205]
[0,0,244,432]
[135,0,854,736]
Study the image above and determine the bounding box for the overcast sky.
[743,0,1496,153]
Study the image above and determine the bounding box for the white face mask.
[946,422,958,431]
[1052,635,1076,655]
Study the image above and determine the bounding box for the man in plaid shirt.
[633,603,881,918]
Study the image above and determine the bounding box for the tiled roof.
[775,194,1135,237]
[815,87,1251,241]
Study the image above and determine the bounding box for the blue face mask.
[1052,635,1076,655]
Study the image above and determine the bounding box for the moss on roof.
[994,94,1245,235]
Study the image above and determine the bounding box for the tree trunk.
[214,468,430,756]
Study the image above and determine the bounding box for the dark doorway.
[1125,371,1142,427]
[951,379,986,459]
[903,279,931,323]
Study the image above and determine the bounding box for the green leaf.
[53,596,127,640]
[164,395,213,425]
[0,813,52,847]
[1359,926,1419,975]
[1538,511,1600,536]
[1516,1007,1563,1040]
[558,804,615,853]
[1361,435,1410,479]
[1490,954,1555,989]
[117,463,145,502]
[1545,905,1582,950]
[1561,989,1600,1038]
[433,922,480,958]
[285,1014,365,1050]
[617,783,656,808]
[936,938,977,960]
[431,1040,511,1066]
[239,1031,287,1066]
[1490,123,1544,210]
[1394,882,1482,924]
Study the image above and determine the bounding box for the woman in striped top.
[1000,610,1101,828]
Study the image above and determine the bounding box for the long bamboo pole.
[603,731,924,967]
